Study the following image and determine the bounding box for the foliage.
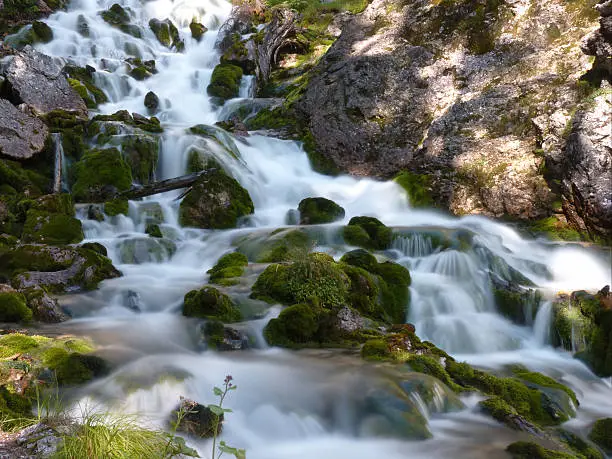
[589,418,612,453]
[207,253,248,285]
[394,171,434,207]
[208,375,245,459]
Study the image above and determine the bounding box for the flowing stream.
[30,0,612,457]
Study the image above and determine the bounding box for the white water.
[25,0,612,457]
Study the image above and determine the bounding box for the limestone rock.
[1,46,88,117]
[0,99,48,160]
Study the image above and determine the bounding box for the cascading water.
[28,0,612,457]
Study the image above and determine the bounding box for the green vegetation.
[235,229,312,263]
[104,198,129,216]
[207,64,244,101]
[207,252,248,286]
[0,290,32,323]
[183,286,242,322]
[21,210,84,245]
[297,197,345,224]
[523,216,582,241]
[589,418,612,453]
[506,441,576,459]
[394,171,435,207]
[149,18,184,51]
[343,216,393,250]
[72,148,133,202]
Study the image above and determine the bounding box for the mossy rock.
[190,21,207,41]
[21,210,84,245]
[264,303,319,346]
[178,170,254,229]
[506,441,576,459]
[31,20,53,42]
[0,386,32,430]
[340,249,379,273]
[251,252,349,308]
[80,242,107,257]
[494,287,542,325]
[29,193,75,216]
[207,252,248,286]
[361,339,392,360]
[0,288,32,323]
[298,197,345,225]
[343,216,392,250]
[72,148,133,202]
[235,229,311,262]
[589,418,612,453]
[183,286,242,322]
[394,171,435,207]
[149,18,184,51]
[117,237,176,264]
[54,353,109,385]
[145,223,163,238]
[104,198,129,216]
[206,64,243,101]
[100,3,141,37]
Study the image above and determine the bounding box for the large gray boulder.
[0,99,48,160]
[1,46,88,117]
[561,92,612,238]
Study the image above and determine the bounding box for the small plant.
[209,375,245,459]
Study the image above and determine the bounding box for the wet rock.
[31,20,52,42]
[100,3,141,38]
[1,46,88,117]
[298,197,345,225]
[170,398,223,438]
[72,148,133,202]
[16,423,63,457]
[183,286,242,322]
[178,169,254,229]
[0,99,49,160]
[203,321,249,350]
[122,289,141,312]
[234,228,311,262]
[207,63,243,102]
[335,306,364,333]
[0,284,31,323]
[589,418,612,454]
[86,204,105,221]
[144,91,160,113]
[561,92,612,240]
[149,18,184,51]
[3,244,121,293]
[22,286,69,323]
[64,64,108,109]
[190,21,208,41]
[342,216,393,250]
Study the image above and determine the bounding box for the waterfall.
[20,0,612,457]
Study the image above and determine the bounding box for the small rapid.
[27,0,612,457]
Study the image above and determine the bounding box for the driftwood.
[118,169,215,201]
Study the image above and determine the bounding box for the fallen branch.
[119,169,215,200]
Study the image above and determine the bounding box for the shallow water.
[27,0,612,457]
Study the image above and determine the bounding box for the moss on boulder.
[149,18,184,51]
[394,171,435,208]
[207,252,248,286]
[183,286,242,322]
[104,198,129,216]
[589,418,612,453]
[298,197,345,224]
[207,64,243,101]
[0,285,32,323]
[343,216,393,250]
[21,210,84,244]
[506,441,576,459]
[190,21,207,41]
[72,148,133,202]
[235,229,311,262]
[179,170,254,229]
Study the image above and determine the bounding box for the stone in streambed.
[169,398,222,438]
[297,197,345,225]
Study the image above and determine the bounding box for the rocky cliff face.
[232,0,610,239]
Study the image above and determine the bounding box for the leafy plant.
[209,375,245,459]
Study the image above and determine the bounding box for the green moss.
[21,210,84,245]
[30,193,75,216]
[0,291,32,323]
[406,354,457,389]
[264,304,319,346]
[340,249,379,273]
[80,242,107,257]
[53,353,109,385]
[0,386,32,429]
[178,170,254,229]
[104,199,129,216]
[342,264,379,316]
[510,366,578,406]
[251,253,349,308]
[237,229,311,263]
[394,172,435,207]
[343,216,392,250]
[149,18,183,50]
[297,197,345,224]
[589,418,612,453]
[556,429,604,459]
[361,339,391,360]
[301,131,341,176]
[190,21,207,41]
[524,217,582,242]
[72,148,133,202]
[506,441,576,459]
[145,223,163,238]
[31,20,53,42]
[182,286,242,322]
[206,64,243,101]
[207,252,248,285]
[494,288,542,325]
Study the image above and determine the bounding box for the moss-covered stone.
[178,170,254,229]
[117,237,176,264]
[100,3,141,37]
[21,209,84,245]
[362,338,392,360]
[207,64,243,101]
[80,242,107,257]
[264,303,319,346]
[298,197,345,224]
[235,229,311,262]
[104,198,129,216]
[72,148,133,202]
[54,353,109,385]
[394,171,435,208]
[183,286,242,322]
[31,20,53,42]
[343,216,393,250]
[589,418,612,453]
[494,287,542,325]
[65,65,108,109]
[0,288,32,323]
[190,21,207,41]
[252,252,349,307]
[145,223,163,238]
[207,252,248,286]
[149,18,184,51]
[128,59,157,81]
[506,441,576,459]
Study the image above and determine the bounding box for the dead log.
[119,169,216,201]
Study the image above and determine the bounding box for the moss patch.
[182,286,242,322]
[207,64,243,101]
[207,252,248,286]
[72,148,133,202]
